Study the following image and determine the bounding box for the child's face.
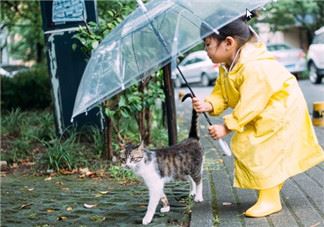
[204,36,237,65]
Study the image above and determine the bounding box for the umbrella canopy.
[72,0,270,119]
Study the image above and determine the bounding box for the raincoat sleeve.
[204,76,228,116]
[223,62,282,132]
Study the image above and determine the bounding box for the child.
[193,16,324,217]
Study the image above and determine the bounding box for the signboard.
[52,0,87,23]
[40,0,102,135]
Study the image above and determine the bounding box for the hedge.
[1,65,52,111]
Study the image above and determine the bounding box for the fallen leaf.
[20,203,32,209]
[47,209,55,213]
[95,193,103,198]
[57,216,68,221]
[44,176,52,181]
[46,169,54,174]
[66,206,73,211]
[84,203,97,209]
[90,215,106,222]
[98,191,109,195]
[222,202,232,206]
[27,188,34,192]
[79,167,90,174]
[55,181,64,186]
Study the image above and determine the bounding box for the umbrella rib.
[131,31,141,80]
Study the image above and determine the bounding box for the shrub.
[1,65,52,111]
[1,109,55,164]
[39,132,88,171]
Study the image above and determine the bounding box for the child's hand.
[192,97,213,113]
[208,124,231,139]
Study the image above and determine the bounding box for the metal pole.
[163,63,178,145]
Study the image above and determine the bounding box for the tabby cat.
[123,93,204,225]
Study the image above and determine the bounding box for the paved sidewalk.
[183,108,324,227]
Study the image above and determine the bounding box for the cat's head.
[123,141,145,170]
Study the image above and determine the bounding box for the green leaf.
[104,108,115,118]
[118,96,127,107]
[72,43,77,51]
[120,109,129,118]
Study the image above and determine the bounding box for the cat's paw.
[160,206,170,213]
[189,191,196,197]
[194,196,203,202]
[142,215,153,225]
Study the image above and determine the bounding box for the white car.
[172,50,219,88]
[267,43,306,78]
[307,27,324,84]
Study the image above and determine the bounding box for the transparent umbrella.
[72,0,271,155]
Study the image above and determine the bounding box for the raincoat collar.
[220,41,273,74]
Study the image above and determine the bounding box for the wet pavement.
[1,175,191,226]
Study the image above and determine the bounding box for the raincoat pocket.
[253,100,286,140]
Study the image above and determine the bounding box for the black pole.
[162,63,177,145]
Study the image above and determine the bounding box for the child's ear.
[224,36,236,49]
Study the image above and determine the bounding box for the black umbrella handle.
[175,65,213,126]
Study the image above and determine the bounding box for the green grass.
[1,108,170,175]
[107,165,138,183]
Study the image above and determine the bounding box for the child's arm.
[223,63,280,132]
[204,77,228,115]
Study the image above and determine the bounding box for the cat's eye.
[131,157,143,162]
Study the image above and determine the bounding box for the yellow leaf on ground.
[66,207,73,211]
[20,203,32,209]
[44,176,52,181]
[57,216,68,221]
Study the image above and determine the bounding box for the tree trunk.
[35,42,44,64]
[144,107,151,144]
[103,116,113,161]
[138,81,145,143]
[162,63,177,145]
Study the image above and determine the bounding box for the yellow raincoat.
[205,41,324,189]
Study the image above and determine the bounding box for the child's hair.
[200,16,254,47]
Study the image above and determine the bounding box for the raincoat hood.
[224,41,275,74]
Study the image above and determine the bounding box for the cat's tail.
[181,93,199,140]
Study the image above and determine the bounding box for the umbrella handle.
[176,66,232,156]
